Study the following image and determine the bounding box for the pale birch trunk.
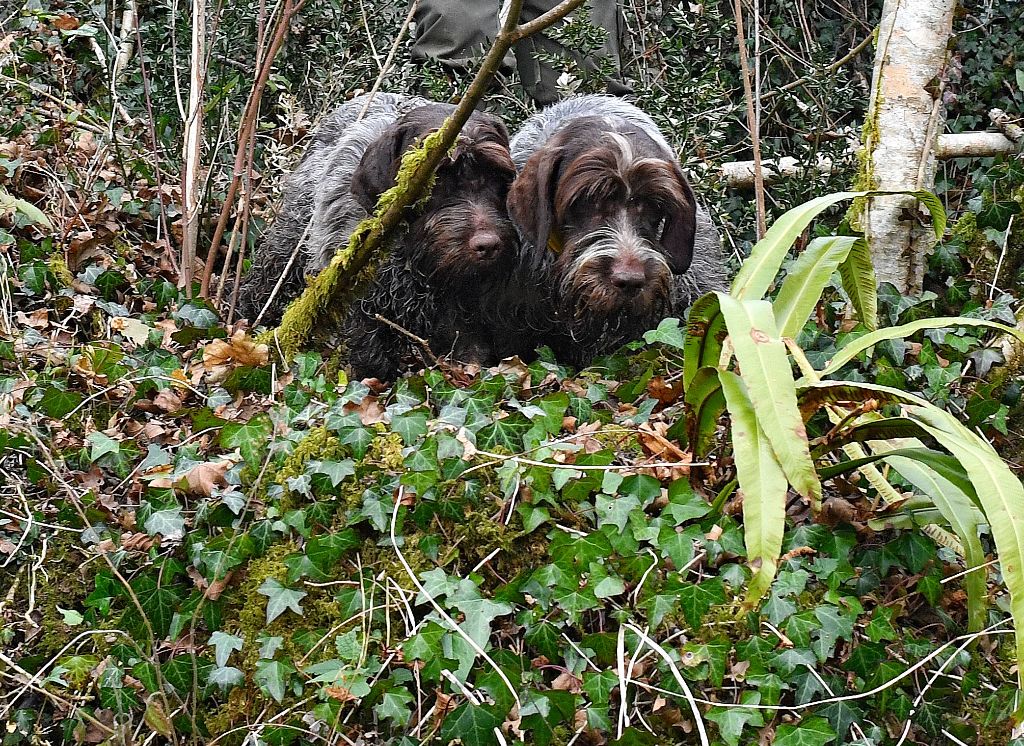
[181,0,207,292]
[859,0,957,294]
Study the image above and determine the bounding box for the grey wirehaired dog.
[499,94,727,366]
[236,93,518,380]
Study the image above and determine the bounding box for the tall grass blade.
[774,236,858,339]
[717,294,821,509]
[884,452,988,633]
[837,237,878,330]
[906,403,1024,686]
[819,317,1024,378]
[683,293,726,390]
[719,370,787,607]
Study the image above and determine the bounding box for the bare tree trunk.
[180,0,207,292]
[859,0,957,295]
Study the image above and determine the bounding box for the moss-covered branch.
[266,0,587,359]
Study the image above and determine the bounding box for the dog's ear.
[351,119,432,212]
[467,112,510,149]
[508,147,562,268]
[661,164,698,274]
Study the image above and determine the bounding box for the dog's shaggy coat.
[237,93,518,379]
[499,94,728,366]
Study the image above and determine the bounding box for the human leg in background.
[513,0,629,105]
[410,0,502,70]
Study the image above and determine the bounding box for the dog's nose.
[610,265,647,295]
[469,232,502,259]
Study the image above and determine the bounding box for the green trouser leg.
[410,0,503,69]
[410,0,628,105]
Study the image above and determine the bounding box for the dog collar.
[546,230,564,255]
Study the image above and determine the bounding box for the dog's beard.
[410,202,516,292]
[556,225,672,348]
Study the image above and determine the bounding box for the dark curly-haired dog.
[236,93,517,380]
[497,95,728,366]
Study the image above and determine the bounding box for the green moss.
[273,426,346,510]
[997,185,1024,285]
[951,210,999,282]
[847,100,880,232]
[29,538,94,658]
[46,251,74,288]
[206,542,346,741]
[847,28,882,230]
[366,430,405,471]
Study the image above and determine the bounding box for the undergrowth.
[4,1,1024,745]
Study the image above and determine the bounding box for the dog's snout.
[610,260,647,296]
[469,231,502,259]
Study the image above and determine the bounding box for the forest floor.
[4,3,1024,746]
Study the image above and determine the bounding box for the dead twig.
[200,0,308,299]
[732,0,767,238]
[373,313,440,368]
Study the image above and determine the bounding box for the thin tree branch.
[762,31,875,101]
[733,0,767,238]
[358,0,418,120]
[373,313,440,368]
[200,0,308,298]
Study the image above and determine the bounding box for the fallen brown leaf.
[202,330,269,382]
[153,388,184,413]
[183,460,231,497]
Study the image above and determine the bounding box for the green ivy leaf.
[643,317,685,349]
[87,432,121,461]
[220,414,273,465]
[144,508,185,541]
[391,409,429,445]
[773,716,836,746]
[530,392,570,435]
[438,702,503,746]
[662,478,711,523]
[476,412,531,451]
[656,524,703,569]
[18,262,48,295]
[313,459,356,487]
[675,578,726,627]
[818,700,863,743]
[583,670,618,707]
[208,631,244,668]
[38,385,82,418]
[762,592,798,626]
[258,578,307,623]
[404,623,445,661]
[784,611,819,648]
[451,588,513,647]
[844,641,887,679]
[521,689,576,746]
[618,475,662,503]
[375,688,414,726]
[646,593,677,629]
[595,493,640,532]
[707,692,765,746]
[254,659,294,703]
[306,531,359,573]
[593,575,625,599]
[208,665,244,690]
[130,576,181,639]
